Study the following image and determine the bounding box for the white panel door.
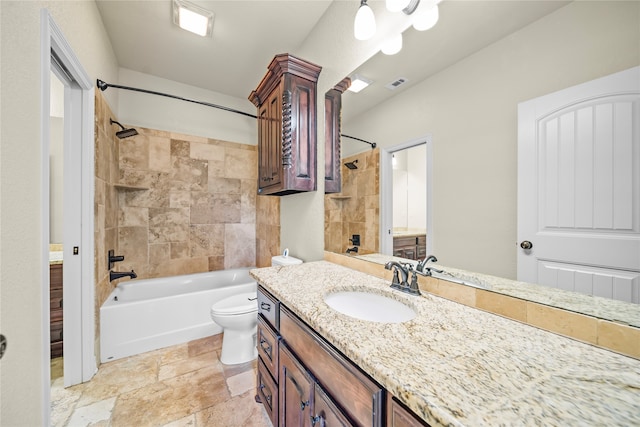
[518,67,640,303]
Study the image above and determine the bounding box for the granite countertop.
[250,261,640,427]
[392,228,426,238]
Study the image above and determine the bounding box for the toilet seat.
[211,292,257,316]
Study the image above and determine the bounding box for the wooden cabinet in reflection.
[393,235,426,260]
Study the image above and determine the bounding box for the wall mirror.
[324,0,640,328]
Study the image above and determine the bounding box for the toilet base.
[220,328,258,365]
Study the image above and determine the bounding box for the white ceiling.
[96,0,569,121]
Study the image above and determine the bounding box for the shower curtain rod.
[341,134,377,149]
[96,79,258,119]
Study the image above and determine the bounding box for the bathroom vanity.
[251,261,640,426]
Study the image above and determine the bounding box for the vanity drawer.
[257,358,278,427]
[258,285,279,330]
[280,306,383,427]
[257,316,279,382]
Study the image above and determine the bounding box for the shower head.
[344,159,358,170]
[109,119,138,139]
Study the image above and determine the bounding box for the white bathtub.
[100,268,256,363]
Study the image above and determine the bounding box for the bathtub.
[100,268,256,363]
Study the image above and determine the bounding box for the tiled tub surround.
[324,149,379,255]
[250,261,640,427]
[117,127,258,279]
[331,252,640,359]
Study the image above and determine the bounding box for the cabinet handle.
[260,302,271,312]
[311,415,326,427]
[259,337,272,357]
[259,383,272,407]
[300,400,310,411]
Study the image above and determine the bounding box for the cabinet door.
[387,397,430,427]
[258,84,283,193]
[258,316,279,381]
[257,358,279,427]
[280,344,313,427]
[312,383,354,427]
[324,88,342,194]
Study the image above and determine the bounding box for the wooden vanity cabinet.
[249,53,322,196]
[392,236,426,261]
[50,263,63,358]
[387,397,430,427]
[256,286,281,426]
[280,306,383,427]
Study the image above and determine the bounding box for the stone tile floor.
[50,335,271,427]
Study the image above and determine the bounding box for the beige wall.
[0,1,118,424]
[343,1,640,279]
[117,68,257,146]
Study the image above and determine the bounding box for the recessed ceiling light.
[348,74,373,93]
[172,0,214,37]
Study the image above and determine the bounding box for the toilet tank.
[271,254,303,266]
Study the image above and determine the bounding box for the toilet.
[210,252,302,365]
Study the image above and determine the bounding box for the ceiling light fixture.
[386,0,411,13]
[413,0,440,31]
[381,33,403,55]
[347,74,373,93]
[172,0,214,37]
[354,0,376,41]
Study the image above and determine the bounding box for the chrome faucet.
[109,270,137,282]
[416,255,443,276]
[384,261,421,296]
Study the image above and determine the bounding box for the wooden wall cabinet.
[249,54,322,196]
[324,78,350,194]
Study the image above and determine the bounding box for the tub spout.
[110,270,137,282]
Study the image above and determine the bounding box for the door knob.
[520,240,533,250]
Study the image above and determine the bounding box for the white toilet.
[210,253,302,365]
[210,291,259,365]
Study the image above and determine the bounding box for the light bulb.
[381,33,403,55]
[386,0,411,13]
[413,3,439,31]
[354,1,376,41]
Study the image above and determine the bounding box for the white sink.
[324,291,416,323]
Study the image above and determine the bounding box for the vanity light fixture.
[354,0,376,41]
[386,0,412,13]
[347,74,373,93]
[381,33,403,55]
[172,0,214,37]
[413,0,441,31]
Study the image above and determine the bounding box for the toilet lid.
[211,292,258,315]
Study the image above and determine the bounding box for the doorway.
[41,10,96,417]
[380,135,433,258]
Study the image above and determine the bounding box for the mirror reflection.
[324,0,640,327]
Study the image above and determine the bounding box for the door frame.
[380,135,433,256]
[40,8,96,412]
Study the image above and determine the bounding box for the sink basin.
[324,291,416,323]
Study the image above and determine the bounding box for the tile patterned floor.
[51,335,271,427]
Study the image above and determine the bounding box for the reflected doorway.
[380,136,433,259]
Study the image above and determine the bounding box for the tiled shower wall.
[115,127,258,278]
[324,149,379,255]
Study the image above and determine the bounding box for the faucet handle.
[408,270,421,295]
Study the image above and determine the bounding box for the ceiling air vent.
[385,77,409,90]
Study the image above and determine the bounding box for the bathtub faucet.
[110,270,137,282]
